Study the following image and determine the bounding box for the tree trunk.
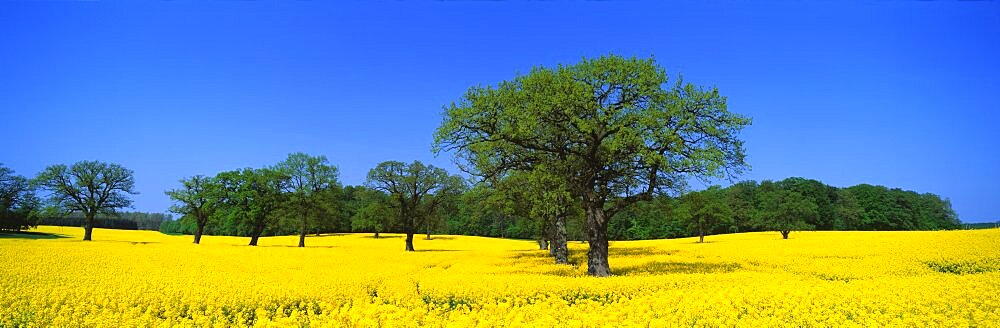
[405,232,415,252]
[538,239,548,250]
[584,203,611,277]
[426,219,432,240]
[698,224,705,243]
[552,213,569,264]
[193,222,204,244]
[374,232,380,239]
[298,217,307,247]
[249,225,262,246]
[83,213,94,241]
[781,230,790,239]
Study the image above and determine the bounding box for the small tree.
[33,161,137,241]
[275,152,341,247]
[366,161,463,251]
[755,187,817,239]
[165,175,221,244]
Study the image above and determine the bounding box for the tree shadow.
[95,240,161,245]
[259,245,339,248]
[510,249,584,267]
[367,235,402,239]
[615,260,741,276]
[425,236,457,240]
[0,231,70,240]
[411,249,465,252]
[609,247,680,257]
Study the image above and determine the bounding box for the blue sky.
[2,1,997,222]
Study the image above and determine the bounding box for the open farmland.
[1,227,998,327]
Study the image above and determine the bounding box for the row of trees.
[162,153,465,251]
[164,153,341,246]
[5,55,965,277]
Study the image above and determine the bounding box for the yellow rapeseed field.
[1,226,998,327]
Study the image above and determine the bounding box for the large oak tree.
[435,54,750,276]
[33,161,137,241]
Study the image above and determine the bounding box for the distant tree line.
[39,211,172,231]
[963,221,1000,230]
[1,164,41,231]
[607,177,960,242]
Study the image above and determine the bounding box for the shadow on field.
[510,249,585,269]
[259,245,339,248]
[412,249,465,252]
[510,247,739,277]
[609,246,680,257]
[0,231,70,240]
[366,235,402,239]
[615,261,741,275]
[315,233,352,237]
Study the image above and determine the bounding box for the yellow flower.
[0,226,996,327]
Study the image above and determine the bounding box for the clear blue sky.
[2,2,997,222]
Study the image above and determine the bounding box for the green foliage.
[843,184,959,231]
[0,164,40,231]
[608,197,685,240]
[589,177,960,241]
[33,161,137,217]
[350,187,394,235]
[675,186,733,242]
[434,54,751,209]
